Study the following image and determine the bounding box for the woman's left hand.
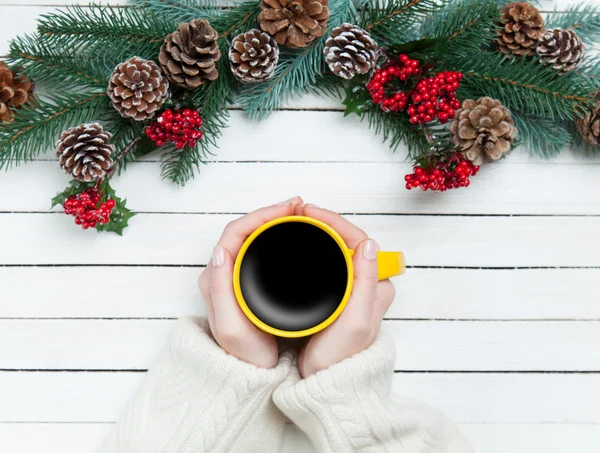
[198,197,304,368]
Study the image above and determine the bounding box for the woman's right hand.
[297,204,396,378]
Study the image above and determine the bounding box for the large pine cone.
[323,23,378,80]
[56,123,114,182]
[497,2,545,57]
[159,19,221,89]
[450,97,518,165]
[576,90,600,146]
[0,62,33,124]
[108,57,168,121]
[229,29,279,84]
[259,0,330,48]
[537,28,584,73]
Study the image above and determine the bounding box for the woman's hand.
[198,197,304,368]
[298,204,396,378]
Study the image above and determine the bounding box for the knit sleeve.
[273,332,473,453]
[98,317,294,453]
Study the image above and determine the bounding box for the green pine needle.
[545,3,600,45]
[512,112,572,157]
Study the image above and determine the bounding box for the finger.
[373,280,395,323]
[293,201,304,216]
[209,245,244,332]
[217,197,303,257]
[199,264,217,333]
[340,239,380,327]
[303,204,367,248]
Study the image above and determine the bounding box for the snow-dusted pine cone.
[258,0,330,48]
[159,19,221,89]
[536,28,585,73]
[56,123,114,182]
[497,2,545,57]
[108,57,168,121]
[323,23,378,80]
[450,97,518,165]
[229,29,279,84]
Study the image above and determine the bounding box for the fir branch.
[0,91,111,169]
[360,0,445,45]
[450,52,596,121]
[128,0,222,23]
[511,112,571,157]
[364,107,430,156]
[37,5,177,60]
[545,2,600,45]
[7,34,109,90]
[237,0,357,120]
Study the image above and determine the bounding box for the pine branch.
[7,34,109,91]
[237,0,357,120]
[365,107,430,156]
[128,0,222,23]
[450,52,596,121]
[545,2,600,45]
[0,91,111,169]
[360,0,445,45]
[36,5,177,60]
[511,112,572,157]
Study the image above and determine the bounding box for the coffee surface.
[239,222,348,332]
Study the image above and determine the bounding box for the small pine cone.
[450,97,518,165]
[108,57,168,121]
[259,0,330,48]
[159,19,221,89]
[323,23,378,80]
[536,28,585,73]
[0,62,34,124]
[497,2,545,57]
[56,123,114,182]
[229,29,279,84]
[576,90,600,146]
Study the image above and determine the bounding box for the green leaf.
[343,75,373,116]
[50,180,95,209]
[95,180,135,236]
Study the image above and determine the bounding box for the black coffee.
[239,222,348,333]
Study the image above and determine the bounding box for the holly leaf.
[51,180,95,209]
[387,38,449,65]
[343,75,373,116]
[95,180,135,236]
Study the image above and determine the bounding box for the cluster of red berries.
[408,71,462,125]
[405,152,480,192]
[63,187,116,229]
[366,54,463,124]
[366,54,421,112]
[145,108,203,149]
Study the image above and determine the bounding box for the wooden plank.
[2,267,598,320]
[1,319,598,371]
[0,371,596,423]
[0,214,599,267]
[0,422,598,453]
[4,157,600,214]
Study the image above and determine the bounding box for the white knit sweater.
[100,318,473,453]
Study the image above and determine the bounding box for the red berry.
[106,199,116,209]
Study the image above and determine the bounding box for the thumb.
[343,239,379,321]
[209,245,242,323]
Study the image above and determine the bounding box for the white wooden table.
[1,1,600,452]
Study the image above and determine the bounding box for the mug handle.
[348,250,406,280]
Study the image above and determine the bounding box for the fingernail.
[212,246,225,268]
[276,196,300,206]
[304,203,320,209]
[363,239,379,261]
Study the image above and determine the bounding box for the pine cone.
[323,23,378,80]
[497,2,545,57]
[229,29,279,84]
[576,90,600,146]
[56,123,114,182]
[159,19,221,89]
[108,57,168,121]
[259,0,330,48]
[536,28,584,73]
[0,62,33,124]
[450,97,518,165]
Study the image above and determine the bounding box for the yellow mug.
[233,216,405,338]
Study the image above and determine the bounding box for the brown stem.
[18,52,106,85]
[107,136,141,179]
[365,0,427,31]
[219,11,254,38]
